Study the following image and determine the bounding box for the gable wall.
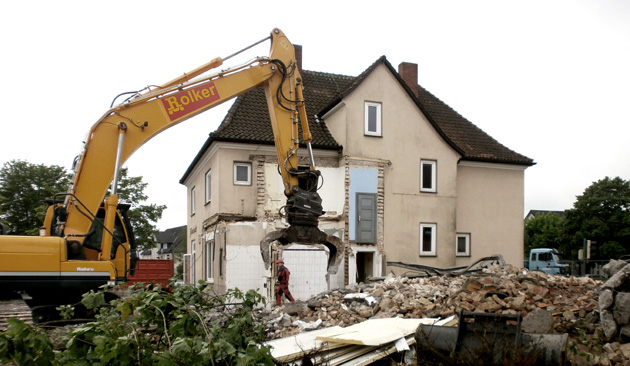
[326,64,463,269]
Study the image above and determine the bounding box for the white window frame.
[183,253,192,285]
[419,223,437,256]
[420,160,437,193]
[364,101,382,136]
[206,240,215,282]
[190,187,196,215]
[191,241,196,286]
[204,169,211,204]
[456,233,471,257]
[233,162,252,185]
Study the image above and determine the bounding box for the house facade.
[138,225,187,261]
[180,50,534,301]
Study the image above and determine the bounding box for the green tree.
[524,212,565,251]
[0,161,165,250]
[113,168,166,251]
[0,160,71,235]
[563,176,630,259]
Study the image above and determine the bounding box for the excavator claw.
[260,225,343,275]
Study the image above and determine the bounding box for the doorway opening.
[356,251,374,283]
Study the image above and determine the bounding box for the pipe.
[112,122,127,195]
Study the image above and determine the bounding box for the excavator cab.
[42,197,137,278]
[82,203,138,276]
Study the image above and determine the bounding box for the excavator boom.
[1,29,343,322]
[48,28,341,277]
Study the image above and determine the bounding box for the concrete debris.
[343,293,377,307]
[294,318,323,331]
[601,262,630,342]
[521,308,555,334]
[257,261,630,365]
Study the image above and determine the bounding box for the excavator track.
[0,298,33,330]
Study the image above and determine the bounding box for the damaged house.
[180,46,534,302]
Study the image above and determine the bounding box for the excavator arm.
[53,28,341,274]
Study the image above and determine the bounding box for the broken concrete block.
[563,310,576,322]
[283,301,308,316]
[599,288,614,310]
[522,308,554,334]
[620,325,630,338]
[293,318,322,331]
[603,259,629,278]
[619,342,630,359]
[614,292,630,325]
[344,293,377,306]
[601,309,618,340]
[603,263,630,289]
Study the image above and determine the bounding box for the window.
[206,240,215,281]
[190,187,196,215]
[420,160,437,192]
[364,102,382,136]
[234,162,252,185]
[419,223,437,256]
[205,169,211,204]
[456,233,470,257]
[191,241,196,286]
[183,253,192,284]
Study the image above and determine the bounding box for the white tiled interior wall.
[282,249,327,301]
[225,245,269,297]
[282,246,345,301]
[225,243,346,304]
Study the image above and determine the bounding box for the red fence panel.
[127,259,174,288]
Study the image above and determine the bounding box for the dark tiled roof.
[319,56,534,166]
[156,225,186,251]
[414,84,533,165]
[210,70,352,149]
[181,57,533,182]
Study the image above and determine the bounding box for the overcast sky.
[1,1,628,230]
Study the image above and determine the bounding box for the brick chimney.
[398,62,418,98]
[295,44,302,73]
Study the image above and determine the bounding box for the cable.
[270,59,303,111]
[110,91,139,108]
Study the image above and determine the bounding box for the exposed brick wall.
[377,162,386,253]
[343,157,390,284]
[344,161,351,285]
[255,157,266,219]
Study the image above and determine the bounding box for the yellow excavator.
[0,29,342,322]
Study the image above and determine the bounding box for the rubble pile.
[260,264,630,365]
[264,265,600,339]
